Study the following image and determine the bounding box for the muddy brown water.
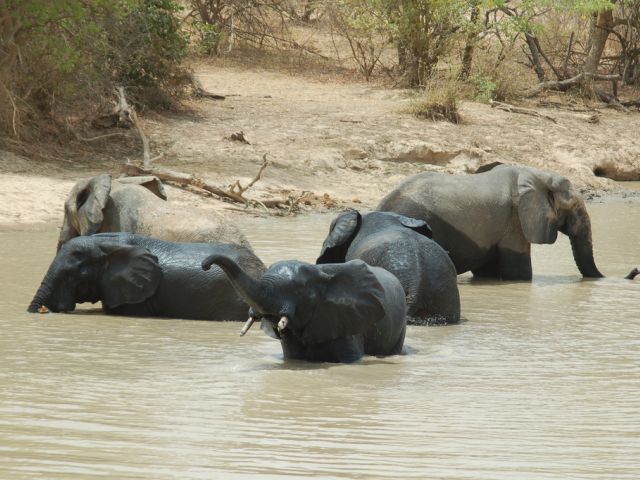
[1,201,639,479]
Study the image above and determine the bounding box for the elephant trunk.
[27,267,56,313]
[625,267,639,280]
[566,202,604,278]
[202,254,279,315]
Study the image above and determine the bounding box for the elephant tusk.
[277,316,289,332]
[239,317,256,336]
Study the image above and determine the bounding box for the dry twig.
[228,154,269,197]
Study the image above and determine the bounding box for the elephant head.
[201,255,384,345]
[316,209,432,264]
[57,174,167,250]
[28,236,161,313]
[515,167,603,278]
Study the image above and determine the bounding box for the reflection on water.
[1,202,639,479]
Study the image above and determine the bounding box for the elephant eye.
[78,266,92,277]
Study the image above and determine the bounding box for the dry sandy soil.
[1,62,640,228]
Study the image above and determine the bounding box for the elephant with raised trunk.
[378,164,603,280]
[202,255,407,363]
[58,174,251,251]
[28,233,265,320]
[317,210,460,325]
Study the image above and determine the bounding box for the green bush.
[0,0,189,139]
[470,75,497,102]
[113,0,188,90]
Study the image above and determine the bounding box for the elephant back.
[109,184,252,249]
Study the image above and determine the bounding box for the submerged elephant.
[28,233,265,320]
[57,174,251,250]
[378,164,603,280]
[316,210,460,325]
[202,255,406,363]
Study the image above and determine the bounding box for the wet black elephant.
[202,255,406,363]
[378,164,603,280]
[28,233,265,320]
[316,210,460,325]
[57,174,251,251]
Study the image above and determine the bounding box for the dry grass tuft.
[407,78,463,123]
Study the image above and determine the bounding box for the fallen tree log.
[121,163,247,204]
[489,100,557,123]
[120,156,313,213]
[523,72,622,98]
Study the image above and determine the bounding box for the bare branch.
[523,72,622,97]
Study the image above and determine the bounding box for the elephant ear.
[474,161,503,174]
[115,175,167,200]
[517,170,560,244]
[316,210,361,264]
[300,260,384,344]
[65,174,112,237]
[98,243,162,308]
[384,212,433,238]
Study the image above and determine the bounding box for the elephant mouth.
[51,304,76,313]
[239,314,289,338]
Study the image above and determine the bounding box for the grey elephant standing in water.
[28,233,265,320]
[202,255,406,363]
[57,174,251,250]
[378,164,603,280]
[316,210,460,325]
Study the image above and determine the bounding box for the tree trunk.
[582,8,615,92]
[459,2,480,80]
[524,32,547,82]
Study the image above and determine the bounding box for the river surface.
[1,200,639,479]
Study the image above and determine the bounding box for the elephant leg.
[471,247,500,278]
[408,278,461,325]
[471,261,500,278]
[496,232,532,280]
[497,248,532,280]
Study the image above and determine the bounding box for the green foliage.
[393,0,470,85]
[329,0,395,79]
[484,0,615,34]
[114,0,189,92]
[470,74,497,102]
[192,22,224,55]
[0,0,189,138]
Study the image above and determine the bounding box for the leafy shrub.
[0,0,189,139]
[470,75,498,102]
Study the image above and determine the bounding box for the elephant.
[57,174,251,251]
[28,233,265,320]
[201,255,407,363]
[377,164,603,280]
[316,210,460,325]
